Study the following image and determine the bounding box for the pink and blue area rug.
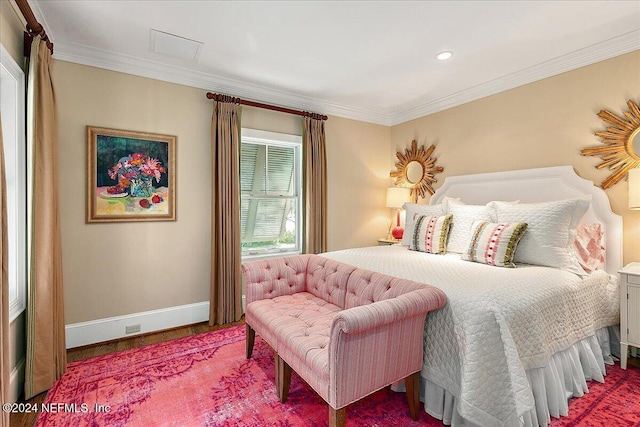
[37,325,640,426]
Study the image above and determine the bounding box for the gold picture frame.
[390,140,444,202]
[87,126,176,223]
[581,99,640,189]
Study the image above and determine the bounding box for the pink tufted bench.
[242,254,447,427]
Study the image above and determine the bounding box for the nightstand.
[378,238,400,246]
[619,263,640,370]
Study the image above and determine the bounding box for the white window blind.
[240,129,302,257]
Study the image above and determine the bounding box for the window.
[1,45,26,321]
[240,128,302,258]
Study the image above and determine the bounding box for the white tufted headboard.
[430,166,623,274]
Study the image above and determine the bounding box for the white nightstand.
[619,262,640,370]
[377,238,400,246]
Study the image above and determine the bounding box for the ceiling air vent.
[149,29,203,61]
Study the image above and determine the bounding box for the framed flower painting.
[86,126,176,223]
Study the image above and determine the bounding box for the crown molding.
[52,40,392,125]
[51,29,639,127]
[28,0,53,39]
[388,30,640,125]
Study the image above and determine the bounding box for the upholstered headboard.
[430,166,622,274]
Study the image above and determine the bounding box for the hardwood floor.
[9,320,243,427]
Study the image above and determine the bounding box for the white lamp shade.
[630,168,640,210]
[386,187,411,208]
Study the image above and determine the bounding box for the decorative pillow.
[408,214,453,254]
[574,223,605,273]
[442,197,493,253]
[401,203,444,246]
[462,221,528,267]
[488,197,591,274]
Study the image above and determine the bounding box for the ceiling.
[31,0,640,125]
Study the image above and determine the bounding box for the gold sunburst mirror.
[581,99,640,189]
[390,140,444,202]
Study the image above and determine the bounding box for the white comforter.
[322,245,619,427]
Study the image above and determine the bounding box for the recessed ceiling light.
[436,51,453,61]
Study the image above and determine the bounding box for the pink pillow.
[574,223,605,273]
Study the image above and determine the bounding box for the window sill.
[241,250,301,262]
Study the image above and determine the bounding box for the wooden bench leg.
[329,406,346,427]
[276,355,292,403]
[406,371,420,421]
[246,324,255,359]
[274,350,281,397]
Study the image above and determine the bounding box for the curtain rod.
[15,0,54,55]
[206,92,327,121]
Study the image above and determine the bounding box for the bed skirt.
[394,326,618,427]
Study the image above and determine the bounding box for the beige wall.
[1,0,26,399]
[52,47,640,325]
[56,61,212,324]
[1,0,24,70]
[391,50,640,265]
[54,61,390,324]
[326,116,391,250]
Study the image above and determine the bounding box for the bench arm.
[330,287,446,335]
[327,287,446,409]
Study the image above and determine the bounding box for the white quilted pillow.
[401,203,444,246]
[488,197,591,274]
[442,197,493,253]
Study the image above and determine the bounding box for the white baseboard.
[10,358,25,403]
[65,301,210,349]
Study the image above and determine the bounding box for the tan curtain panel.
[210,98,243,325]
[0,114,10,426]
[24,36,66,399]
[303,117,328,254]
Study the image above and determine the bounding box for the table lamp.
[386,187,411,240]
[630,168,640,210]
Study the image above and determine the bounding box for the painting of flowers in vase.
[87,126,176,222]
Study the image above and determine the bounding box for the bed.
[321,166,622,427]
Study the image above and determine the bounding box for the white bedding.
[321,245,619,427]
